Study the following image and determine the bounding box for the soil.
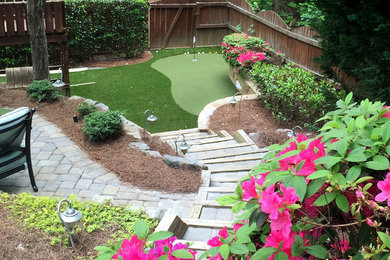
[208,99,296,147]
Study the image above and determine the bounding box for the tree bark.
[27,0,49,80]
[273,0,280,12]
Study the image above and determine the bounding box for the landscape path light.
[143,109,158,139]
[192,36,197,62]
[287,126,303,138]
[175,134,191,155]
[57,199,82,249]
[52,67,65,89]
[229,92,243,125]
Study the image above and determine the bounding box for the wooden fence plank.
[4,4,15,35]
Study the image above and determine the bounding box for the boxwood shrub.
[26,79,60,102]
[83,111,123,142]
[251,62,344,125]
[76,101,97,118]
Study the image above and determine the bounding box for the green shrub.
[76,101,97,118]
[0,192,158,246]
[83,111,123,142]
[251,62,344,124]
[26,79,60,102]
[65,0,148,61]
[0,45,31,70]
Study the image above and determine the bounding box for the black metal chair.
[0,107,38,192]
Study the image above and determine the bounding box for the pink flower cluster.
[237,51,266,67]
[278,134,326,177]
[382,106,390,118]
[113,235,196,260]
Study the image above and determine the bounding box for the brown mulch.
[0,89,201,193]
[0,206,113,260]
[208,99,296,147]
[74,51,153,68]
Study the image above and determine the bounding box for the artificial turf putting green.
[151,54,236,115]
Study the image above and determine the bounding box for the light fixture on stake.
[143,109,158,139]
[52,67,66,89]
[287,126,303,138]
[175,134,191,155]
[57,199,82,249]
[192,36,197,62]
[229,92,243,124]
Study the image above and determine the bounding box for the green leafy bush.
[83,111,123,142]
[251,62,344,124]
[0,192,158,246]
[65,0,148,61]
[0,45,31,70]
[76,101,97,118]
[26,79,60,102]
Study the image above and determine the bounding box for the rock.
[129,141,150,152]
[84,99,97,105]
[147,150,162,158]
[248,132,260,142]
[163,155,207,170]
[145,207,163,220]
[68,95,84,100]
[96,103,109,111]
[16,244,25,251]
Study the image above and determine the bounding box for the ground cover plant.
[0,192,158,258]
[69,47,221,132]
[26,79,61,102]
[82,111,123,142]
[197,93,390,259]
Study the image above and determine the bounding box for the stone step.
[210,182,238,187]
[151,128,201,138]
[162,133,219,142]
[202,152,266,164]
[187,140,238,152]
[195,148,267,161]
[167,136,235,150]
[210,171,249,182]
[186,142,253,153]
[199,186,236,193]
[207,161,259,172]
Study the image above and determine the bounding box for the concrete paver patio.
[0,114,198,219]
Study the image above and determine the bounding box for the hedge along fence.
[65,0,148,61]
[0,0,148,69]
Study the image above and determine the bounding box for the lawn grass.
[0,107,12,115]
[69,47,224,133]
[152,53,235,115]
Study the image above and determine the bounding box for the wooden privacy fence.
[0,0,70,95]
[149,0,322,72]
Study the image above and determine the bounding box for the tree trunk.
[273,0,280,12]
[27,0,49,80]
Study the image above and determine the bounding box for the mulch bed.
[0,89,201,194]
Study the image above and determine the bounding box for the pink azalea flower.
[218,226,229,239]
[241,176,265,199]
[356,189,363,198]
[277,51,281,54]
[259,185,281,219]
[366,218,374,226]
[265,42,269,45]
[264,230,297,257]
[375,172,390,206]
[235,67,238,73]
[382,106,390,118]
[207,236,223,247]
[113,235,149,260]
[270,210,292,237]
[331,239,351,253]
[221,42,227,47]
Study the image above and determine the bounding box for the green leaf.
[171,249,195,259]
[219,244,229,260]
[346,147,367,162]
[230,242,249,255]
[336,139,348,156]
[364,155,389,170]
[236,183,243,200]
[386,146,390,155]
[306,245,327,259]
[291,235,304,257]
[283,175,307,201]
[382,122,390,143]
[335,194,349,213]
[314,192,337,206]
[134,220,149,238]
[378,232,390,249]
[274,251,289,260]
[96,252,116,260]
[307,170,331,180]
[251,247,278,260]
[158,255,168,260]
[345,92,353,105]
[204,246,220,258]
[315,156,342,168]
[94,246,112,253]
[306,177,326,198]
[346,165,361,182]
[355,115,366,129]
[216,195,238,206]
[231,201,246,213]
[147,231,173,242]
[247,242,256,252]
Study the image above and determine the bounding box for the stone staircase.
[151,128,268,255]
